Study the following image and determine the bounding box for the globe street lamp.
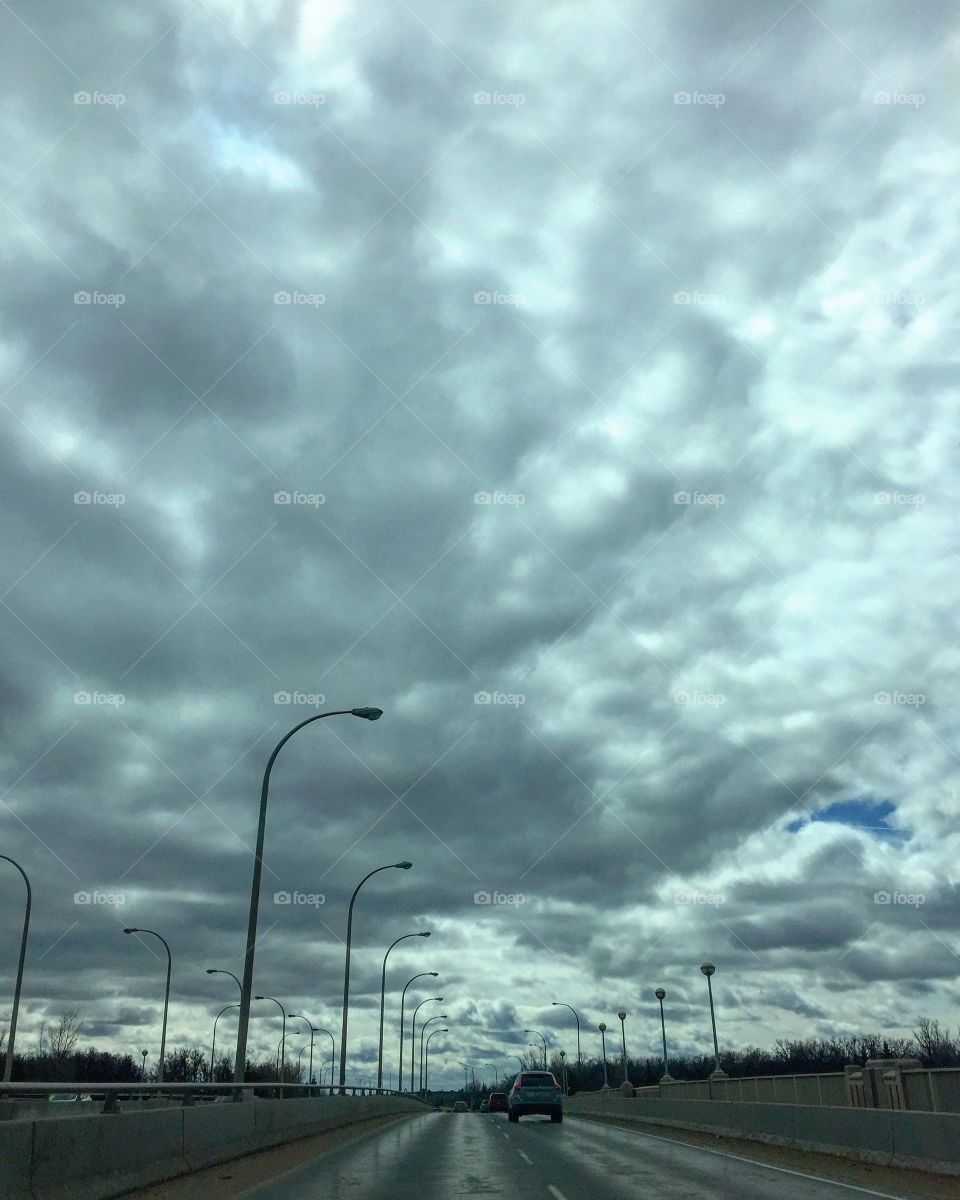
[410,996,442,1092]
[551,1002,582,1071]
[617,1010,629,1087]
[339,860,413,1089]
[0,856,30,1083]
[424,1026,447,1096]
[655,988,673,1081]
[233,706,383,1086]
[598,1023,610,1088]
[123,928,172,1082]
[210,1004,239,1082]
[524,1029,547,1069]
[399,972,438,1091]
[255,995,287,1085]
[420,1013,447,1092]
[558,1048,568,1095]
[378,931,430,1090]
[700,963,727,1078]
[140,1049,148,1081]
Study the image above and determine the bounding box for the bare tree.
[48,1011,83,1061]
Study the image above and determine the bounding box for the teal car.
[507,1071,563,1123]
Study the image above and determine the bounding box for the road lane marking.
[517,1150,534,1165]
[547,1188,569,1200]
[579,1122,914,1200]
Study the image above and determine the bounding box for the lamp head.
[598,1022,607,1031]
[123,927,137,934]
[655,987,666,1000]
[700,962,716,977]
[434,996,443,1001]
[351,707,383,720]
[419,931,431,937]
[254,994,265,1000]
[429,972,439,977]
[618,1010,627,1021]
[395,860,413,869]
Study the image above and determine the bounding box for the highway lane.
[233,1111,921,1200]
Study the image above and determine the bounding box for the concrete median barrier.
[0,1094,428,1200]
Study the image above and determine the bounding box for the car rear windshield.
[518,1073,555,1086]
[490,1092,506,1099]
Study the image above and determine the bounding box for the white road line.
[517,1149,534,1165]
[547,1187,569,1200]
[581,1122,914,1200]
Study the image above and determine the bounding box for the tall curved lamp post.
[377,931,430,1090]
[617,1010,629,1086]
[255,995,287,1084]
[314,1026,336,1085]
[655,988,673,1081]
[524,1028,547,1069]
[700,962,727,1078]
[0,856,30,1083]
[419,1013,447,1092]
[410,996,442,1092]
[123,928,172,1082]
[551,1001,581,1071]
[598,1022,610,1088]
[206,968,241,994]
[210,1003,239,1081]
[233,706,383,1085]
[399,971,438,1091]
[339,860,412,1089]
[289,1014,318,1087]
[424,1026,447,1096]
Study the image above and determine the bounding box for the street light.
[140,1049,148,1081]
[399,972,438,1091]
[313,1026,336,1085]
[0,856,31,1083]
[617,1010,629,1087]
[339,860,413,1089]
[524,1029,547,1069]
[410,996,442,1092]
[424,1027,447,1096]
[255,996,287,1084]
[419,1013,447,1092]
[233,706,383,1085]
[598,1022,610,1088]
[551,1002,582,1071]
[210,1004,239,1082]
[289,1014,318,1088]
[700,962,727,1078]
[655,988,673,1081]
[378,931,430,1090]
[558,1049,568,1095]
[206,968,241,994]
[123,928,172,1083]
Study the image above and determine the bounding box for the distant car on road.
[48,1093,93,1104]
[487,1091,508,1112]
[508,1071,562,1123]
[452,1100,468,1112]
[479,1099,489,1112]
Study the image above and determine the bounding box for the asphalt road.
[232,1111,919,1200]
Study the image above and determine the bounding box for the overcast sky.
[1,0,958,1091]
